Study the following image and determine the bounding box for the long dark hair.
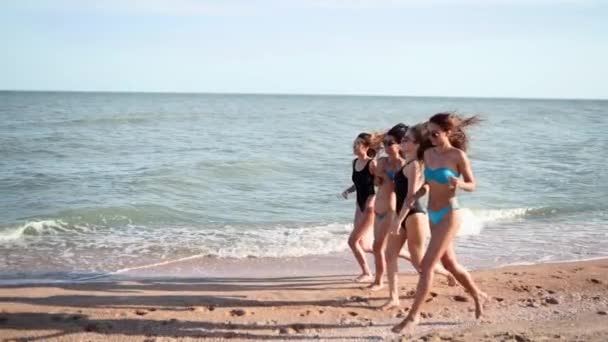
[385,123,408,158]
[428,112,481,152]
[356,132,383,158]
[408,123,429,161]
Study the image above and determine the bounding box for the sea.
[1,91,607,283]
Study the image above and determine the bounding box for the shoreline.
[0,259,607,341]
[2,252,608,286]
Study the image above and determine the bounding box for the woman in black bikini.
[342,132,379,282]
[382,123,455,310]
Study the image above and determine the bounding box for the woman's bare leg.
[349,206,375,282]
[441,244,486,318]
[391,211,460,334]
[407,214,456,286]
[381,226,407,309]
[369,211,395,291]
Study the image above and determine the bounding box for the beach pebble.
[453,295,469,302]
[545,297,560,305]
[207,305,216,311]
[494,297,505,302]
[592,296,600,301]
[348,311,358,317]
[512,285,531,292]
[230,309,247,317]
[526,301,540,308]
[135,310,148,316]
[589,278,603,284]
[547,289,556,294]
[597,310,607,315]
[430,292,438,297]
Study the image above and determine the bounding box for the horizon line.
[1,88,606,102]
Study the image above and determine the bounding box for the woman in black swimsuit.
[342,132,379,282]
[382,123,456,310]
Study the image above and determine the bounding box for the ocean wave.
[0,220,92,242]
[459,207,546,236]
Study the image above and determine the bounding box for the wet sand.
[0,258,607,341]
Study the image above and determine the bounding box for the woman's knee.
[373,240,384,254]
[348,235,359,249]
[441,258,458,273]
[385,247,399,262]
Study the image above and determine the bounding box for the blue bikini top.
[386,169,396,180]
[424,167,459,184]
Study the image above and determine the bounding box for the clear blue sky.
[1,0,607,99]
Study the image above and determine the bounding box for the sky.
[1,0,607,99]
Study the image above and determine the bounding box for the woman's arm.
[451,150,476,192]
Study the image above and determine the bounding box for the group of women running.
[341,112,486,334]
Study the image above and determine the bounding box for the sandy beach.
[0,257,607,341]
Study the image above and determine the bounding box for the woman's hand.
[448,176,461,190]
[390,218,401,235]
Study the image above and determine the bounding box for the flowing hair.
[428,112,481,152]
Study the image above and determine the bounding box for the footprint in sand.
[589,278,603,285]
[230,309,247,317]
[453,295,469,302]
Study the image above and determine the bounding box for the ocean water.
[1,91,607,282]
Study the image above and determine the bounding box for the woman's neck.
[435,142,452,153]
[404,154,416,164]
[387,154,402,163]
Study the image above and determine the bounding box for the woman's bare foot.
[379,299,400,310]
[391,316,419,334]
[367,283,384,291]
[353,273,373,283]
[474,291,489,319]
[446,274,457,287]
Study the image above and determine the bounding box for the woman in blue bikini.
[392,113,486,334]
[368,123,411,291]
